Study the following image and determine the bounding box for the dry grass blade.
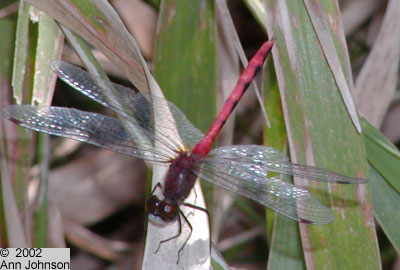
[46,203,66,248]
[354,0,400,127]
[0,20,28,243]
[341,0,382,35]
[243,0,267,31]
[0,142,28,247]
[212,0,240,242]
[215,0,270,127]
[65,221,131,261]
[145,1,214,268]
[0,2,18,20]
[142,76,210,270]
[25,0,149,93]
[112,0,157,60]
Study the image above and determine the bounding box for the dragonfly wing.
[194,160,333,224]
[50,60,204,148]
[205,145,367,184]
[2,105,172,163]
[164,101,204,147]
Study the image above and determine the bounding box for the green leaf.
[146,0,217,268]
[154,0,217,209]
[154,0,217,133]
[264,0,380,269]
[267,215,304,269]
[362,118,400,194]
[369,165,400,254]
[31,12,63,247]
[12,0,30,103]
[264,62,305,269]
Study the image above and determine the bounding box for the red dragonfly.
[2,40,365,247]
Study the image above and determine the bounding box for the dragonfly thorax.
[163,152,199,205]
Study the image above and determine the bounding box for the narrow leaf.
[25,0,149,93]
[264,62,305,269]
[362,118,400,194]
[0,1,28,247]
[267,215,304,269]
[144,0,217,268]
[31,12,63,247]
[12,0,30,103]
[303,0,361,132]
[369,165,400,253]
[264,0,380,269]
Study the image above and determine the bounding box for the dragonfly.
[2,40,366,254]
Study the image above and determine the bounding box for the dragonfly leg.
[182,203,211,256]
[153,204,209,264]
[182,202,210,220]
[176,209,192,264]
[154,213,183,255]
[151,182,163,194]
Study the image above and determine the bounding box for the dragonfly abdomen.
[192,40,274,157]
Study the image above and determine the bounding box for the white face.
[148,214,169,227]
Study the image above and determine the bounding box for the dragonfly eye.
[159,201,179,222]
[146,195,161,212]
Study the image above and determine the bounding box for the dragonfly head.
[146,195,179,226]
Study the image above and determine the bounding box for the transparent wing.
[193,144,367,223]
[2,105,172,163]
[193,161,334,224]
[202,145,367,184]
[50,60,204,149]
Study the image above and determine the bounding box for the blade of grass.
[33,133,49,247]
[354,0,400,127]
[264,0,380,269]
[243,0,266,32]
[0,2,18,20]
[303,0,361,133]
[369,165,400,253]
[31,11,63,106]
[145,0,216,268]
[368,166,400,253]
[215,0,270,127]
[264,59,305,269]
[211,245,230,270]
[361,118,400,253]
[209,6,240,244]
[264,60,284,239]
[25,0,149,93]
[154,0,217,133]
[12,0,30,103]
[11,2,34,227]
[31,11,63,247]
[267,213,304,269]
[362,118,400,194]
[0,0,28,248]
